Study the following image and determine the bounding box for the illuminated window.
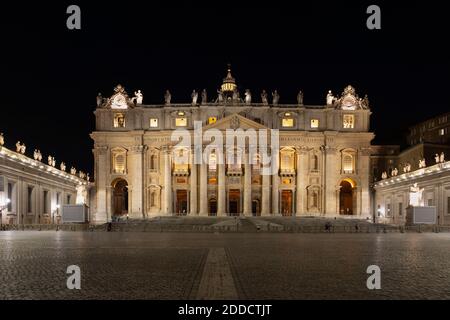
[150,118,158,127]
[280,149,295,172]
[114,113,125,128]
[176,117,187,127]
[112,148,127,174]
[343,114,355,129]
[342,153,355,173]
[208,153,217,172]
[282,118,294,127]
[439,128,445,136]
[310,119,319,128]
[208,117,217,124]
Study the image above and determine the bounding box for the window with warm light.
[282,118,294,127]
[208,117,217,124]
[175,117,187,127]
[113,113,125,128]
[310,119,319,128]
[342,153,354,173]
[150,118,158,128]
[343,114,355,129]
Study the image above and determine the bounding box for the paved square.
[1,231,450,299]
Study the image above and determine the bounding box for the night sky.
[0,1,448,175]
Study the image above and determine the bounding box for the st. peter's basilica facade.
[90,68,373,223]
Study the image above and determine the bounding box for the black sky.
[0,1,449,175]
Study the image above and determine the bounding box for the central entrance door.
[281,190,293,216]
[176,190,188,215]
[339,180,354,215]
[228,189,241,216]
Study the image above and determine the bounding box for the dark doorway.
[252,199,260,216]
[339,180,354,215]
[176,190,188,215]
[281,190,293,216]
[209,198,217,216]
[112,179,128,217]
[228,189,240,216]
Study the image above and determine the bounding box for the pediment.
[203,113,269,131]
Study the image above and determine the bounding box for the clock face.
[111,94,128,109]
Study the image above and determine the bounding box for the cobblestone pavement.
[1,231,450,299]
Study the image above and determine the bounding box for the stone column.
[129,145,146,219]
[94,146,108,223]
[189,152,198,215]
[323,145,338,216]
[217,157,226,216]
[199,161,208,216]
[261,165,271,216]
[271,150,280,215]
[163,149,172,215]
[359,148,372,219]
[296,148,309,216]
[243,153,252,216]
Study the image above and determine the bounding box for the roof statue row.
[0,133,90,182]
[95,66,370,110]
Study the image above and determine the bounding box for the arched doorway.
[252,199,260,216]
[209,198,217,216]
[228,189,241,216]
[112,179,128,218]
[339,179,355,215]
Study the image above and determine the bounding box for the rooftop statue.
[326,90,334,105]
[244,89,252,105]
[0,133,4,146]
[261,90,268,105]
[191,90,198,105]
[419,158,426,168]
[297,90,304,105]
[381,171,388,179]
[70,167,77,175]
[272,90,280,105]
[435,153,440,164]
[164,90,171,105]
[33,149,39,160]
[216,89,224,103]
[16,141,26,154]
[232,89,239,102]
[201,89,207,105]
[60,162,66,172]
[440,152,445,163]
[96,93,103,107]
[132,90,143,105]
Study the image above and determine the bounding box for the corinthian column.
[272,150,280,215]
[163,149,172,215]
[296,149,307,216]
[189,151,197,215]
[243,153,252,215]
[217,156,226,216]
[261,164,270,216]
[199,160,208,216]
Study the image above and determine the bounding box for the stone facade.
[0,144,89,225]
[374,160,450,226]
[90,71,374,223]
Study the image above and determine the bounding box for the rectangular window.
[175,117,187,127]
[150,118,158,128]
[343,114,355,129]
[310,119,319,128]
[67,194,71,205]
[113,113,126,128]
[282,118,294,127]
[428,199,433,206]
[439,128,445,136]
[208,117,217,125]
[398,202,403,216]
[27,186,33,213]
[386,203,391,217]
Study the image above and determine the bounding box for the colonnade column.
[271,150,280,215]
[243,153,252,216]
[217,160,226,216]
[163,149,172,215]
[261,164,271,216]
[296,148,308,216]
[189,151,197,215]
[199,160,208,216]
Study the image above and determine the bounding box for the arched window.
[311,154,319,171]
[112,148,127,174]
[150,192,156,207]
[341,150,356,174]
